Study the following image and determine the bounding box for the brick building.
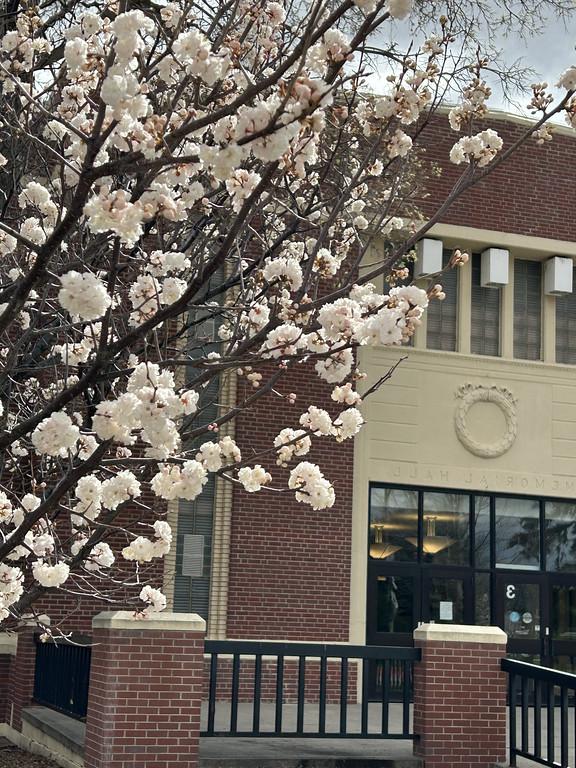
[3,109,576,731]
[167,108,576,693]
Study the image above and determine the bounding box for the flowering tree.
[0,0,575,634]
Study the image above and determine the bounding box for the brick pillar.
[0,634,17,724]
[413,624,507,768]
[6,626,36,731]
[84,611,206,768]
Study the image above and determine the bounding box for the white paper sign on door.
[439,601,453,621]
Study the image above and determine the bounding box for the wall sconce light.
[544,256,573,296]
[481,248,509,288]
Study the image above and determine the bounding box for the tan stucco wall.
[350,224,576,644]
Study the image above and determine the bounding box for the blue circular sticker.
[509,611,521,623]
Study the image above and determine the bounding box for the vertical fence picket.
[339,656,348,735]
[274,655,284,734]
[296,655,306,736]
[252,654,262,734]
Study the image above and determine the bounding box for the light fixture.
[370,523,402,559]
[481,248,509,287]
[405,516,455,555]
[544,256,573,296]
[414,238,443,278]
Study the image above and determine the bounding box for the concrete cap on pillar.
[92,610,206,632]
[0,633,18,655]
[413,623,507,644]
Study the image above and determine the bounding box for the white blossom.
[31,412,80,457]
[32,561,70,588]
[238,465,272,492]
[58,271,111,321]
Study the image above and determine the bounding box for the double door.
[366,566,474,647]
[366,566,576,673]
[495,573,576,669]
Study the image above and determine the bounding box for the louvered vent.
[181,534,205,577]
[471,253,500,356]
[513,259,542,361]
[426,250,458,351]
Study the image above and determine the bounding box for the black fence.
[203,640,420,739]
[504,657,576,768]
[33,635,92,720]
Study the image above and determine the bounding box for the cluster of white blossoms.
[0,564,24,621]
[58,272,112,322]
[31,412,80,457]
[289,462,335,510]
[238,465,273,492]
[122,520,172,563]
[92,363,199,459]
[448,78,492,131]
[556,67,576,128]
[449,129,504,167]
[32,561,70,588]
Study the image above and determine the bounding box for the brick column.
[0,633,17,725]
[413,624,507,768]
[84,611,206,768]
[6,626,36,731]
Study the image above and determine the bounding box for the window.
[545,502,576,571]
[421,491,470,565]
[369,487,418,562]
[495,497,540,570]
[556,269,576,364]
[471,253,500,356]
[426,250,458,351]
[514,259,542,360]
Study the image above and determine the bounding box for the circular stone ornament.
[454,383,518,458]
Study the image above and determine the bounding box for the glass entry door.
[422,569,473,625]
[366,569,419,700]
[495,573,545,661]
[549,577,576,671]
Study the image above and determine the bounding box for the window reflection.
[369,488,418,562]
[376,576,414,633]
[475,572,491,625]
[545,502,576,572]
[419,492,469,565]
[495,497,540,570]
[552,585,576,641]
[474,496,491,568]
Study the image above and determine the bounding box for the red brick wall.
[0,654,11,723]
[227,363,355,641]
[6,628,36,731]
[85,623,205,768]
[413,638,507,767]
[420,114,576,240]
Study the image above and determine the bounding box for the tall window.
[556,269,576,364]
[514,259,542,360]
[426,251,458,351]
[471,253,500,356]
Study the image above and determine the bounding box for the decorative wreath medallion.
[454,384,518,458]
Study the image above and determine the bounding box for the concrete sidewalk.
[22,702,576,767]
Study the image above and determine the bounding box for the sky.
[367,6,576,121]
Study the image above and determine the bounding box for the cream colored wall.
[349,224,576,645]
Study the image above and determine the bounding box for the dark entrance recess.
[366,483,576,691]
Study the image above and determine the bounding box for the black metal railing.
[503,657,576,767]
[203,640,420,738]
[33,635,92,720]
